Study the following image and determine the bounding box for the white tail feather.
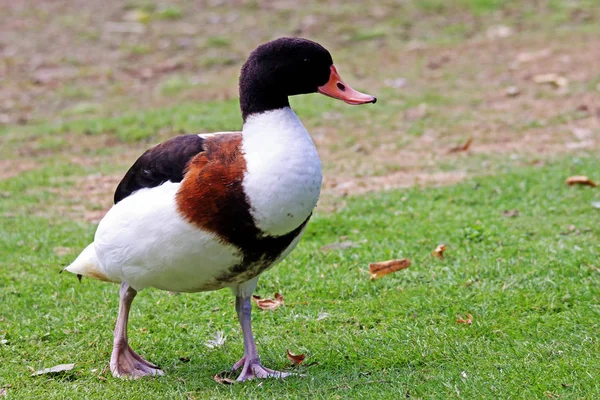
[63,243,113,282]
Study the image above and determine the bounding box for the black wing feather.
[114,134,205,204]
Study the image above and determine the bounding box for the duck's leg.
[232,295,290,381]
[110,282,164,378]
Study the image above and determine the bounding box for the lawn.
[1,0,600,398]
[1,156,599,399]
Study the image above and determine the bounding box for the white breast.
[241,107,322,236]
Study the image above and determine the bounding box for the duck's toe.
[235,358,290,381]
[110,343,164,379]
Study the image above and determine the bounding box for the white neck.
[242,107,307,142]
[241,107,322,236]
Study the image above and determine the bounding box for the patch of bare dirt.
[33,174,121,223]
[69,174,121,223]
[327,170,468,196]
[0,159,37,180]
[2,1,600,219]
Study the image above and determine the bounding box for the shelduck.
[65,37,376,381]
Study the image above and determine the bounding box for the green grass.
[1,1,600,397]
[2,156,599,399]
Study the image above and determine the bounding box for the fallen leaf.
[31,363,75,376]
[286,349,306,366]
[0,387,6,397]
[456,314,473,325]
[153,60,185,74]
[252,293,284,310]
[432,244,446,259]
[369,258,411,280]
[179,356,190,362]
[448,138,473,153]
[320,240,356,252]
[205,331,226,349]
[352,144,368,154]
[566,176,597,187]
[427,55,450,70]
[502,209,520,218]
[533,73,568,88]
[213,371,236,385]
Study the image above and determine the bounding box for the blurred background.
[1,0,598,216]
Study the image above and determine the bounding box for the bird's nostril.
[336,82,346,91]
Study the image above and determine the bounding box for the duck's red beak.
[317,65,377,105]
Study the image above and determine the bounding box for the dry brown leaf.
[369,259,411,280]
[432,244,446,259]
[213,371,236,385]
[502,209,520,218]
[286,349,306,366]
[533,73,568,88]
[252,293,284,310]
[31,363,75,376]
[566,176,597,187]
[448,138,473,153]
[456,314,473,325]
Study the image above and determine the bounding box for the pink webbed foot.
[110,342,164,379]
[232,356,290,381]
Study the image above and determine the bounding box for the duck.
[64,37,376,381]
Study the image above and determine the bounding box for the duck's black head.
[239,37,376,121]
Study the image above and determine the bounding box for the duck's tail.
[62,243,113,282]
